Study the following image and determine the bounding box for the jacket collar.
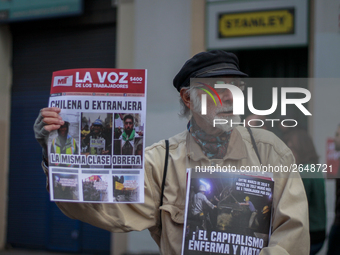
[186,126,248,161]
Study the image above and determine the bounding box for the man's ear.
[180,88,191,109]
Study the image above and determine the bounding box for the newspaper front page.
[47,68,147,203]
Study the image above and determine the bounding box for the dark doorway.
[7,6,116,253]
[233,47,309,134]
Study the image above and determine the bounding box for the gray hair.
[178,86,201,119]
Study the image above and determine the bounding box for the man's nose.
[218,89,233,103]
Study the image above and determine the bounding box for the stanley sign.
[218,8,295,38]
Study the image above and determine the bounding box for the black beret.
[173,50,248,92]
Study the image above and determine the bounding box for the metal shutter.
[8,22,115,253]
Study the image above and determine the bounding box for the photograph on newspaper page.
[182,170,274,255]
[47,68,147,203]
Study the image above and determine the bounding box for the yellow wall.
[191,0,205,56]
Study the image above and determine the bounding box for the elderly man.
[34,50,309,255]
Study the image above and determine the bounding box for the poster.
[182,170,274,255]
[47,68,147,203]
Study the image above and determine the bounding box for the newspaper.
[47,68,147,203]
[182,169,274,255]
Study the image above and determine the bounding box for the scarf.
[188,119,232,159]
[122,129,135,141]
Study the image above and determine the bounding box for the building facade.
[0,0,340,254]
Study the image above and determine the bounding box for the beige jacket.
[44,126,309,255]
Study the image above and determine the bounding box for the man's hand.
[33,107,64,152]
[39,107,64,131]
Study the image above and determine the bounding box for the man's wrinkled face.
[124,118,134,133]
[190,77,244,133]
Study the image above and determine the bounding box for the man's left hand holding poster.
[34,68,147,203]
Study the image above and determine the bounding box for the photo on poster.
[80,112,113,168]
[183,174,273,255]
[113,113,144,168]
[82,174,109,202]
[48,113,80,167]
[112,175,140,202]
[52,173,79,200]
